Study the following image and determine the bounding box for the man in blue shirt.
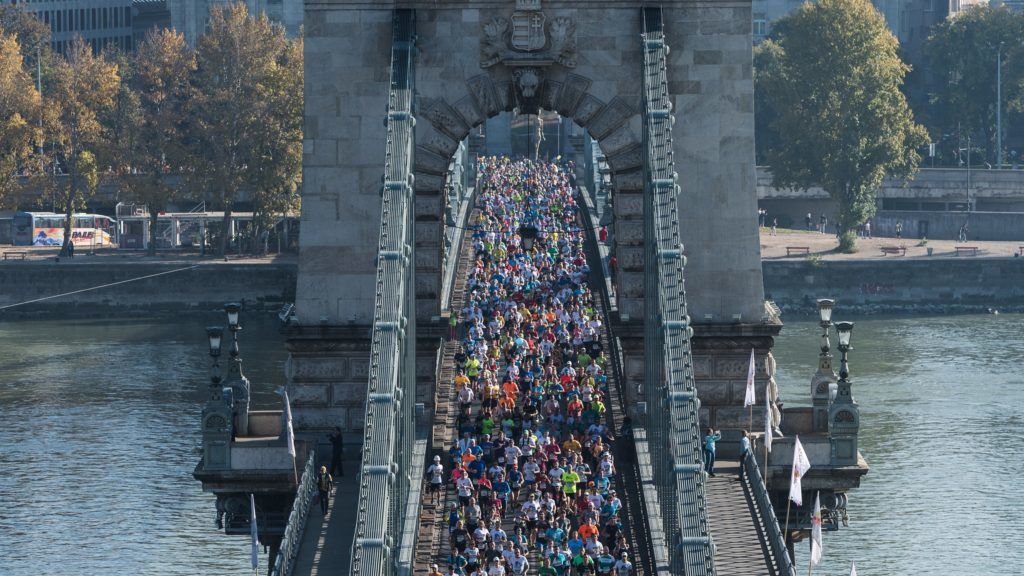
[703,427,722,477]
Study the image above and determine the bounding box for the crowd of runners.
[425,157,635,576]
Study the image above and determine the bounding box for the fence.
[741,449,796,576]
[269,451,317,576]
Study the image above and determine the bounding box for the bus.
[12,212,117,247]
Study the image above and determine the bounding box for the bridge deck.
[705,460,775,576]
[291,476,359,575]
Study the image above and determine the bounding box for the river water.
[0,313,1021,575]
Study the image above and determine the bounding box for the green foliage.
[190,3,299,256]
[755,0,928,253]
[43,37,120,255]
[120,28,196,255]
[927,6,1024,164]
[0,32,42,209]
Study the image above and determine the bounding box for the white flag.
[744,348,756,407]
[764,382,772,453]
[282,389,296,458]
[850,561,857,576]
[810,491,823,566]
[789,435,811,506]
[250,493,259,571]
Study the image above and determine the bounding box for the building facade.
[164,0,300,44]
[13,0,134,53]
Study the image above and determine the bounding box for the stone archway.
[410,67,648,324]
[292,0,770,436]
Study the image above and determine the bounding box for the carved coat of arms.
[511,10,546,52]
[480,0,576,69]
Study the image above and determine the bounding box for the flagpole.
[808,539,814,576]
[784,498,792,543]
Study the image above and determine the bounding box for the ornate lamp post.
[829,321,860,465]
[202,325,233,471]
[811,299,837,432]
[221,302,251,437]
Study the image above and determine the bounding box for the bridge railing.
[269,450,317,576]
[640,7,717,575]
[349,9,418,576]
[741,449,796,576]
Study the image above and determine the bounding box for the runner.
[435,157,634,574]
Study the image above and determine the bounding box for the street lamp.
[519,224,539,251]
[834,321,854,380]
[225,302,241,332]
[811,299,838,431]
[206,326,224,358]
[829,320,859,465]
[817,299,834,350]
[222,302,250,436]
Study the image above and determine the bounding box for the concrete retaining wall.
[0,261,297,316]
[763,258,1024,315]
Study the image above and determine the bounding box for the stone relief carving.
[514,68,542,98]
[573,93,605,127]
[420,98,469,141]
[480,0,576,70]
[453,95,483,130]
[556,74,591,117]
[605,144,644,172]
[588,96,635,140]
[480,17,510,68]
[541,79,562,111]
[467,74,501,117]
[413,172,445,193]
[414,146,449,175]
[548,17,577,67]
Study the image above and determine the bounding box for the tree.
[756,0,928,251]
[190,3,286,257]
[0,32,42,209]
[247,34,302,255]
[120,28,196,256]
[928,6,1024,165]
[42,37,120,256]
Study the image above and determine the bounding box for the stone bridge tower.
[289,0,775,446]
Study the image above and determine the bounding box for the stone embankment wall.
[0,261,297,317]
[763,258,1024,315]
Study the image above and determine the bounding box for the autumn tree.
[0,32,42,209]
[928,6,1024,165]
[42,37,120,256]
[756,0,927,251]
[119,28,196,255]
[191,3,291,256]
[247,34,302,255]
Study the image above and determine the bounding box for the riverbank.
[0,252,296,318]
[759,231,1024,315]
[4,237,1024,318]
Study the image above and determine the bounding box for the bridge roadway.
[290,188,780,576]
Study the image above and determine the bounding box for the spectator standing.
[702,428,721,477]
[316,465,333,514]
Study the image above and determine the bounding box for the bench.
[954,246,979,257]
[2,251,27,260]
[880,246,906,256]
[786,246,810,256]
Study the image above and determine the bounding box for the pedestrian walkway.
[705,460,774,576]
[291,475,359,575]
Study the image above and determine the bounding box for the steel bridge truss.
[349,9,418,576]
[641,8,718,575]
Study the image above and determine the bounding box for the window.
[753,18,767,38]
